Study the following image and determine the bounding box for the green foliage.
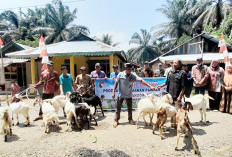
[0,0,89,45]
[17,38,39,48]
[204,17,232,45]
[177,33,192,46]
[128,29,160,64]
[96,34,119,47]
[153,0,211,48]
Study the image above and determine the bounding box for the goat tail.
[204,94,214,100]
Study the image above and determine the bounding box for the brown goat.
[175,105,197,154]
[152,108,167,140]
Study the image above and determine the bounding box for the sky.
[0,0,168,51]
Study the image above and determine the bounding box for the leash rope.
[0,86,40,105]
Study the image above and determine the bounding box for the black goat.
[73,103,98,129]
[81,93,104,117]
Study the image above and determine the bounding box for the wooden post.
[31,58,36,84]
[70,56,75,78]
[109,54,114,73]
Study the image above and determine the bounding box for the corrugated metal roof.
[150,33,232,64]
[6,40,123,58]
[15,43,33,50]
[0,58,28,67]
[159,53,232,64]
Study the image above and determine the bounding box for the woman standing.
[220,65,232,114]
[206,60,224,110]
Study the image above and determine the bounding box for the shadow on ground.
[71,147,129,157]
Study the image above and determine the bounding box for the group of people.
[31,61,121,120]
[11,57,232,125]
[141,57,232,115]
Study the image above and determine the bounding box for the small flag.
[0,36,4,48]
[219,34,230,67]
[39,35,49,71]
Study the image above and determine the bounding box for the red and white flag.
[39,35,49,71]
[219,34,230,67]
[0,36,4,48]
[0,36,5,85]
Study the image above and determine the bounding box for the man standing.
[59,66,75,95]
[155,63,165,77]
[110,65,119,79]
[182,64,193,98]
[90,63,106,79]
[158,59,187,128]
[191,57,208,95]
[75,66,92,95]
[112,63,155,128]
[33,61,59,120]
[159,59,187,105]
[141,61,154,77]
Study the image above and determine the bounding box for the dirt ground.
[0,98,232,157]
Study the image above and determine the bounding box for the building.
[0,41,30,90]
[150,33,232,68]
[6,33,126,85]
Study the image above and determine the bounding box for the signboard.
[95,78,167,110]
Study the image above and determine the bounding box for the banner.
[95,78,167,110]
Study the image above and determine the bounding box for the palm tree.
[153,0,211,46]
[193,0,232,29]
[33,0,89,44]
[97,34,119,47]
[128,29,160,64]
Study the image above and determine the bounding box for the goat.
[183,94,213,123]
[152,103,177,139]
[34,98,59,133]
[175,102,197,154]
[10,101,30,126]
[74,103,98,129]
[41,101,59,133]
[81,93,104,117]
[50,95,69,117]
[0,107,12,142]
[64,92,81,131]
[136,93,173,128]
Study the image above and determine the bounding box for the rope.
[0,86,40,105]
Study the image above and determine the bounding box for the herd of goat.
[0,91,213,154]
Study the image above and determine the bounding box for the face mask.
[197,63,202,67]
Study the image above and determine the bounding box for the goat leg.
[63,107,66,118]
[16,114,19,125]
[191,136,197,154]
[99,104,104,117]
[136,112,142,129]
[175,131,181,151]
[94,106,97,115]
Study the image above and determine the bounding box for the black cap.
[124,63,132,68]
[144,61,149,64]
[113,65,118,68]
[80,66,86,70]
[47,61,54,66]
[61,66,67,70]
[196,57,203,61]
[182,63,187,66]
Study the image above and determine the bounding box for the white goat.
[41,101,59,133]
[50,95,68,117]
[10,101,30,126]
[64,92,80,131]
[0,107,12,142]
[136,93,173,129]
[183,94,214,123]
